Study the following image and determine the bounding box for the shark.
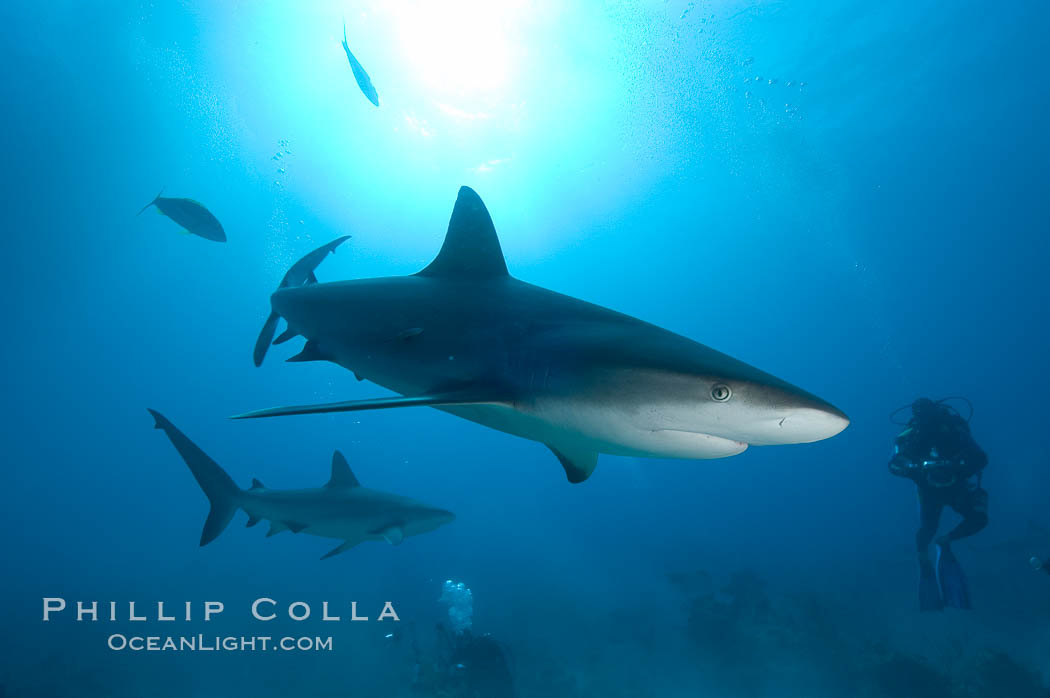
[149,409,454,558]
[237,186,849,483]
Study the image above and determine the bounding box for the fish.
[341,24,379,107]
[235,186,849,484]
[137,191,226,242]
[149,409,454,559]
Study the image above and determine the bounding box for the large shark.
[237,187,849,483]
[149,410,454,558]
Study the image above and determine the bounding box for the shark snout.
[410,508,456,535]
[772,403,850,444]
[712,382,849,446]
[428,508,455,524]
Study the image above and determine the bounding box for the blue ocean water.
[2,0,1048,696]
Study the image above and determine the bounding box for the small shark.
[137,190,226,242]
[237,187,848,483]
[341,24,379,107]
[149,409,454,558]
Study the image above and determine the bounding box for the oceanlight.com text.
[106,634,334,652]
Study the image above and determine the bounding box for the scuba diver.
[889,397,988,611]
[408,581,515,698]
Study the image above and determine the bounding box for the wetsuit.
[889,411,988,553]
[412,625,514,698]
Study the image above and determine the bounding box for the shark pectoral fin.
[285,521,308,534]
[253,312,280,367]
[266,521,288,537]
[321,540,359,560]
[273,327,299,345]
[376,526,404,546]
[230,391,505,420]
[547,445,599,484]
[246,515,261,528]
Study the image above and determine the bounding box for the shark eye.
[711,384,732,402]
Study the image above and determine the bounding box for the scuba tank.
[921,447,958,488]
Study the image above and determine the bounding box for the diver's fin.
[547,444,599,484]
[137,188,163,216]
[253,312,280,367]
[327,451,361,488]
[417,187,508,279]
[148,409,241,546]
[919,558,944,612]
[250,478,265,490]
[230,390,504,420]
[246,515,260,528]
[273,326,299,345]
[266,521,287,537]
[322,540,358,560]
[285,521,308,534]
[937,544,972,610]
[286,340,326,363]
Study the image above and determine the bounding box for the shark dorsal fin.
[418,187,508,279]
[327,450,361,488]
[250,478,265,490]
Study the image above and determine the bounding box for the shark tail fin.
[137,188,164,216]
[148,409,242,546]
[253,235,351,367]
[253,312,280,367]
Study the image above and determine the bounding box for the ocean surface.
[2,1,1048,696]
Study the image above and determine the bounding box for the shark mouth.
[652,429,749,458]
